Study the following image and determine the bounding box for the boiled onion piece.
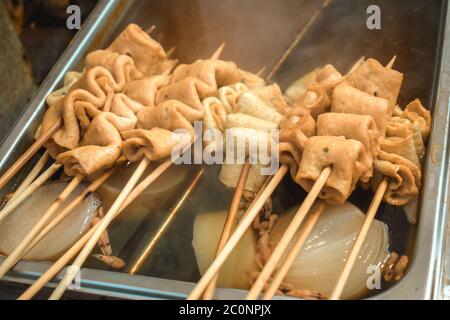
[192,211,259,289]
[0,182,100,261]
[96,162,189,220]
[270,202,389,299]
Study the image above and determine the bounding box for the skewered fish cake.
[317,113,380,157]
[343,58,403,109]
[331,84,391,136]
[124,75,171,107]
[295,136,371,205]
[106,23,176,77]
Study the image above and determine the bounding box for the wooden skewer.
[1,151,49,213]
[122,158,173,210]
[346,56,365,76]
[266,0,331,81]
[386,55,397,69]
[188,165,289,300]
[128,166,205,275]
[329,177,389,300]
[18,158,174,300]
[193,61,270,300]
[263,202,324,300]
[166,47,176,58]
[0,174,84,278]
[256,66,267,78]
[18,223,97,300]
[0,162,62,224]
[48,158,151,299]
[325,57,394,300]
[202,160,251,300]
[0,120,61,191]
[212,43,225,60]
[21,167,119,260]
[145,25,156,35]
[246,167,331,300]
[10,151,50,201]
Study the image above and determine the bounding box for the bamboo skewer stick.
[256,66,267,78]
[19,158,175,300]
[18,222,98,300]
[0,162,62,224]
[122,158,172,210]
[1,151,49,214]
[246,167,331,300]
[386,55,397,69]
[0,174,84,278]
[346,56,365,76]
[10,151,50,201]
[47,44,225,300]
[266,0,332,81]
[22,168,119,259]
[0,120,61,191]
[329,177,389,300]
[188,165,289,300]
[145,25,156,35]
[325,57,394,300]
[202,160,251,300]
[128,167,205,275]
[189,61,275,300]
[212,43,225,60]
[263,203,324,300]
[166,47,176,58]
[48,158,151,300]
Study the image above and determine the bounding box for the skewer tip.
[211,43,226,60]
[256,66,267,77]
[146,25,156,35]
[166,47,176,58]
[386,55,397,69]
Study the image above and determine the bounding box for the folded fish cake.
[331,84,391,136]
[343,58,403,109]
[295,136,371,205]
[107,23,176,77]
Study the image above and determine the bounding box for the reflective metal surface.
[0,0,449,300]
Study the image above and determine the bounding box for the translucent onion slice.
[0,182,100,261]
[270,202,389,299]
[192,211,259,289]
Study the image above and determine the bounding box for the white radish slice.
[0,181,100,261]
[192,211,259,290]
[219,163,267,193]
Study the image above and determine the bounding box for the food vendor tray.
[0,0,449,300]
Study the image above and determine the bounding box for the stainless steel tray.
[0,0,449,300]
